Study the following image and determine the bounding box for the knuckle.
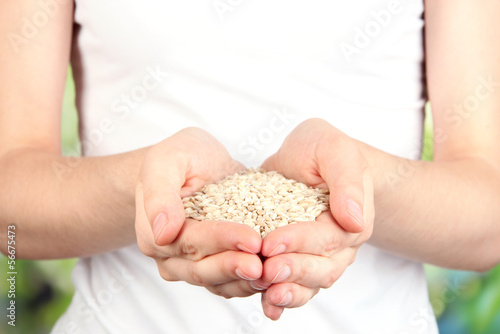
[320,276,336,289]
[321,235,342,257]
[178,240,201,260]
[211,221,228,237]
[359,230,372,244]
[157,261,177,282]
[188,266,205,286]
[321,268,340,289]
[137,237,157,259]
[159,271,175,282]
[140,246,157,259]
[364,221,375,238]
[301,256,320,276]
[209,285,233,299]
[349,253,358,266]
[310,288,320,299]
[207,285,223,297]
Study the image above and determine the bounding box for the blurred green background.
[1,70,500,333]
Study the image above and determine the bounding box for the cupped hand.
[258,118,375,319]
[253,211,370,319]
[135,127,263,298]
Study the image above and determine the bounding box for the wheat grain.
[182,168,329,237]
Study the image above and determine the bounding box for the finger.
[316,134,372,234]
[155,250,262,287]
[261,211,352,258]
[205,280,260,299]
[261,153,281,175]
[261,292,285,321]
[259,249,356,289]
[136,183,167,258]
[158,219,262,261]
[261,119,332,187]
[140,144,187,246]
[263,282,319,310]
[261,144,326,189]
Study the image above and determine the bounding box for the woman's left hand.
[257,118,375,320]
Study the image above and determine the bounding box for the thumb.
[141,156,187,246]
[318,140,371,234]
[145,185,186,246]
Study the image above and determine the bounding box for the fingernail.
[268,244,286,257]
[250,280,270,291]
[235,268,254,281]
[347,200,364,228]
[153,212,168,242]
[237,243,254,254]
[271,264,290,284]
[277,292,292,306]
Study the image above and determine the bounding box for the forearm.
[0,147,147,259]
[359,141,500,271]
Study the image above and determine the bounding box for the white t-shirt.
[53,1,438,333]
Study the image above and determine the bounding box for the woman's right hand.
[135,127,263,298]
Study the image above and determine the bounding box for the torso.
[53,1,438,333]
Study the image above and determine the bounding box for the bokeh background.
[1,70,500,333]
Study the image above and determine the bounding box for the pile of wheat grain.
[183,168,329,237]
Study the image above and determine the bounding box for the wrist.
[352,139,386,202]
[106,147,150,209]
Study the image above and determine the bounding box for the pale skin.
[1,0,499,323]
